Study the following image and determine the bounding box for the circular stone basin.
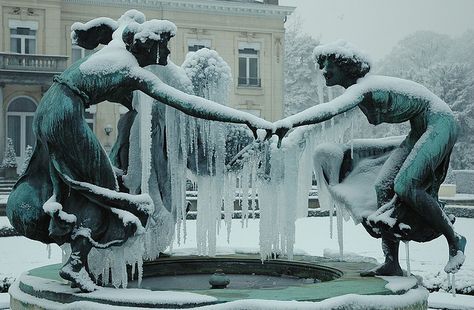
[128,257,340,291]
[9,254,428,309]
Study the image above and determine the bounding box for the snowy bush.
[1,138,17,168]
[422,271,474,295]
[19,145,33,175]
[453,170,474,194]
[0,277,13,293]
[182,48,232,104]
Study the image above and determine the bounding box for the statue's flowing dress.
[7,57,148,247]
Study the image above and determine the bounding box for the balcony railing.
[0,53,68,73]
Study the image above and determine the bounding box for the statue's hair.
[122,20,176,55]
[71,19,117,50]
[316,54,371,80]
[313,40,372,80]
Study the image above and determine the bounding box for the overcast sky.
[279,0,474,60]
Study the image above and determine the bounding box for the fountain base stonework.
[9,253,428,309]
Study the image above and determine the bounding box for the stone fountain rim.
[10,254,426,309]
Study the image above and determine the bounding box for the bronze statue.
[7,12,272,292]
[274,40,466,276]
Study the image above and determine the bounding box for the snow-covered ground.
[0,216,473,309]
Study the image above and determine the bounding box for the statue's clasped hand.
[246,122,274,142]
[273,122,291,148]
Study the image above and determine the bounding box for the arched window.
[6,97,37,162]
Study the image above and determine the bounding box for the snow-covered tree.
[283,20,322,116]
[19,145,33,175]
[377,30,474,169]
[1,138,17,168]
[377,31,452,80]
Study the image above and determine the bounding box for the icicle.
[250,158,257,219]
[46,244,51,259]
[329,204,334,239]
[336,204,344,260]
[131,262,136,281]
[241,163,251,226]
[452,273,456,297]
[223,173,235,243]
[447,272,451,287]
[404,241,411,276]
[327,87,334,101]
[139,97,152,195]
[350,118,354,159]
[137,256,143,288]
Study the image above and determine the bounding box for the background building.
[0,0,294,170]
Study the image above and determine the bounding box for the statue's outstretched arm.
[275,91,364,129]
[133,69,273,132]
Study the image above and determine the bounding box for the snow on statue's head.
[118,9,146,25]
[71,17,118,50]
[122,20,177,67]
[71,10,146,52]
[313,40,372,81]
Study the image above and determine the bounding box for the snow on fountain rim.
[10,273,218,309]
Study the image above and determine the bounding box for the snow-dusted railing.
[0,53,68,73]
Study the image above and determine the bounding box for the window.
[72,45,94,63]
[6,97,37,162]
[9,20,38,54]
[187,39,211,52]
[238,43,261,87]
[85,106,96,132]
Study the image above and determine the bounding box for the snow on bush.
[19,145,33,175]
[182,48,232,104]
[1,138,17,168]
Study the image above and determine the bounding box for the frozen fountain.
[8,10,431,310]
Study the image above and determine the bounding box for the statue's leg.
[361,237,403,276]
[59,235,97,292]
[393,123,465,273]
[373,142,411,206]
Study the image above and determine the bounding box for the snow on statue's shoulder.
[117,9,146,24]
[355,75,450,112]
[79,40,138,75]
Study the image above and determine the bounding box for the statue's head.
[71,18,118,50]
[122,20,177,67]
[313,40,371,88]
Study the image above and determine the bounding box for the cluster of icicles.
[71,107,362,289]
[60,71,421,291]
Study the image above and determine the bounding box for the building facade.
[0,0,294,169]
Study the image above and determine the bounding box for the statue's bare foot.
[444,234,467,274]
[360,261,403,277]
[60,255,97,292]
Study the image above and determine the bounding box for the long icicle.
[405,241,411,276]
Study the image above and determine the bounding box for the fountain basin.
[9,254,428,309]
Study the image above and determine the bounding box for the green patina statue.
[6,12,271,292]
[274,40,467,276]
